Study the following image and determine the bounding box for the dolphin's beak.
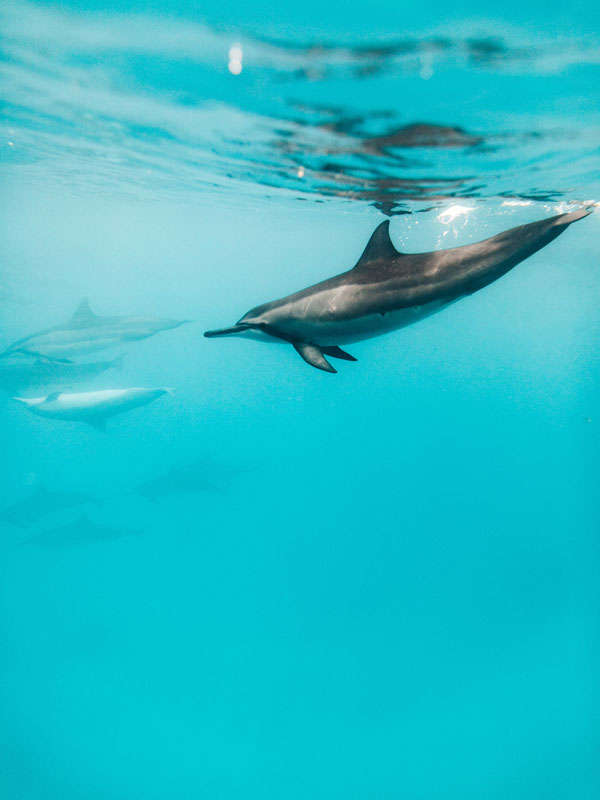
[204,324,250,338]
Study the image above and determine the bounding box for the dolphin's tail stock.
[456,205,593,297]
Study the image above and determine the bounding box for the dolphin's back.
[340,208,591,314]
[257,208,590,323]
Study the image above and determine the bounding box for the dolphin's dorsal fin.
[43,391,61,404]
[71,298,96,326]
[352,221,402,270]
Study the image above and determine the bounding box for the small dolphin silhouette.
[205,208,591,372]
[25,515,143,547]
[0,483,102,527]
[131,456,252,501]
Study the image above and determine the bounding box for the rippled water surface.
[1,1,599,798]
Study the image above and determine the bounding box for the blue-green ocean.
[1,1,599,797]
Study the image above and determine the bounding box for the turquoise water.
[1,1,599,798]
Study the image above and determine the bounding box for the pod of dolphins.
[1,299,186,429]
[0,207,592,429]
[0,458,251,545]
[0,207,592,547]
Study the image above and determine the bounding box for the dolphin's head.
[204,304,284,344]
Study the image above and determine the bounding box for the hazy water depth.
[1,1,599,798]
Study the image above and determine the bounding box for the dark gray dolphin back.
[345,208,592,309]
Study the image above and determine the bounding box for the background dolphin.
[205,208,591,372]
[12,387,172,431]
[5,298,190,359]
[0,483,102,527]
[24,515,143,547]
[131,456,253,500]
[0,350,123,395]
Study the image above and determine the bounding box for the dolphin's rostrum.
[205,208,591,372]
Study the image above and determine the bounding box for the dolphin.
[0,483,102,527]
[24,515,143,547]
[12,387,172,431]
[0,350,124,395]
[204,207,591,372]
[5,299,190,359]
[131,456,252,501]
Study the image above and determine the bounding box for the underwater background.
[1,0,599,797]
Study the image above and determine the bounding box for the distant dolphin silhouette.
[0,350,123,395]
[0,483,102,527]
[5,299,190,359]
[25,515,143,547]
[131,456,253,501]
[205,208,591,372]
[12,387,173,431]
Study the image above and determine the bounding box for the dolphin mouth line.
[204,324,251,338]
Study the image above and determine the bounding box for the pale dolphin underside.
[12,387,172,431]
[204,208,591,372]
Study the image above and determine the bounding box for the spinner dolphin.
[12,387,172,431]
[205,208,591,372]
[6,299,190,359]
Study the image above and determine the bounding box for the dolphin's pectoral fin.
[293,343,337,373]
[88,418,107,433]
[321,346,357,362]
